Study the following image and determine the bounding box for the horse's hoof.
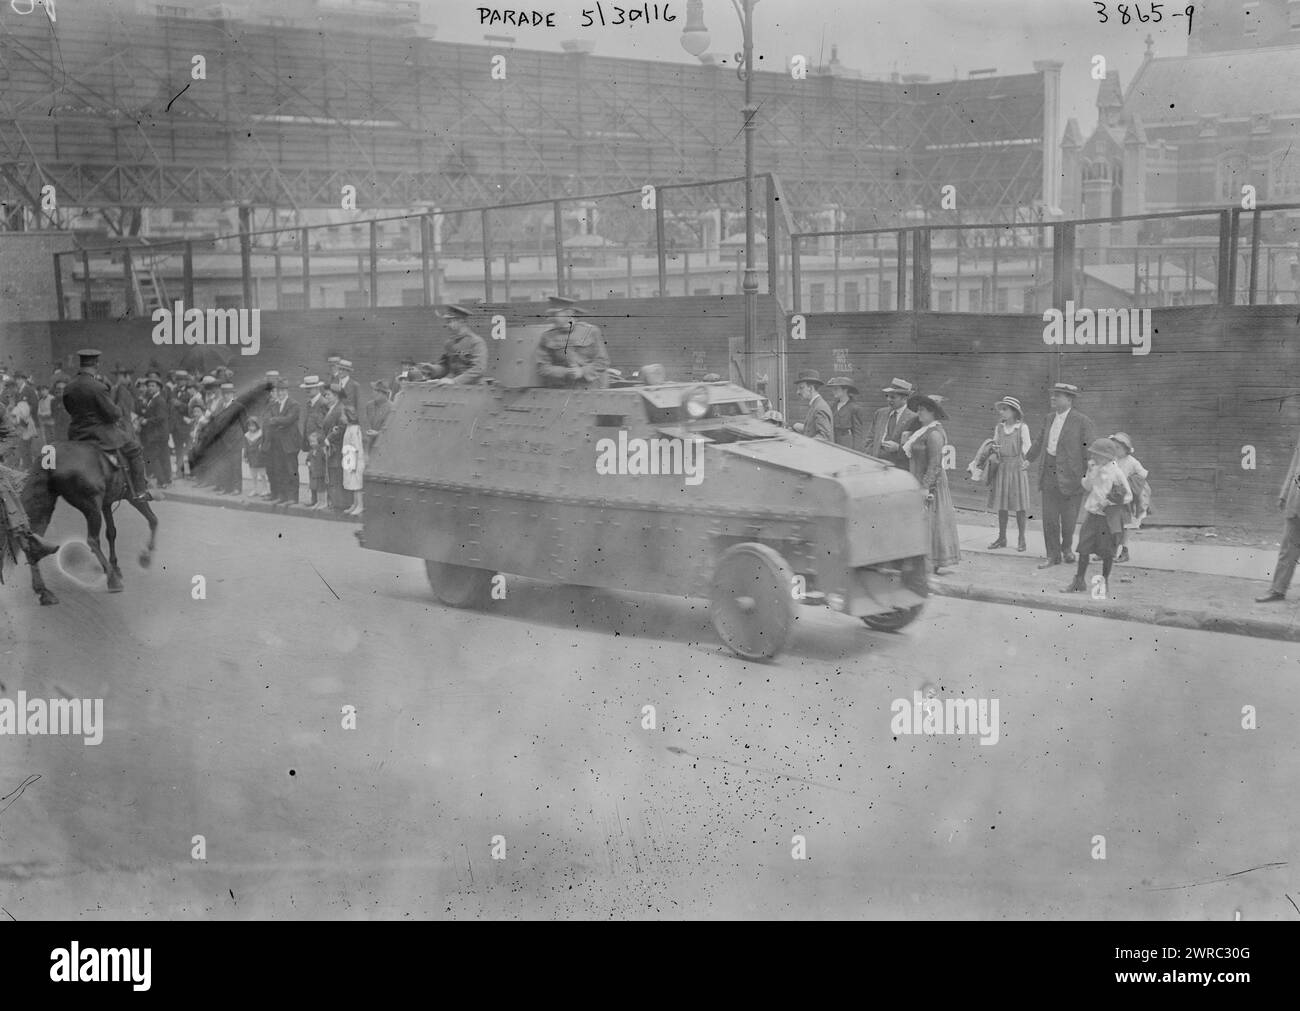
[38,592,59,606]
[138,552,152,569]
[107,582,124,593]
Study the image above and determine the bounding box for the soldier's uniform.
[62,349,151,500]
[429,305,487,384]
[536,295,610,389]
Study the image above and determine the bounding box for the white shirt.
[1000,421,1031,454]
[1046,408,1070,455]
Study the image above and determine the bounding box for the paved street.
[2,501,1298,920]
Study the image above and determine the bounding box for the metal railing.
[787,204,1300,314]
[50,176,793,320]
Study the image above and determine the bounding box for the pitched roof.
[1123,46,1300,125]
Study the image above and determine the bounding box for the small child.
[243,417,267,497]
[1063,438,1132,595]
[1110,432,1149,563]
[307,431,328,508]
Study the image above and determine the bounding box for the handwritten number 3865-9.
[1094,2,1195,33]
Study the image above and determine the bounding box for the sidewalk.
[152,478,1300,642]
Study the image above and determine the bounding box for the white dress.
[342,424,365,491]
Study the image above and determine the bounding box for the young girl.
[243,417,268,497]
[307,431,328,509]
[986,395,1032,552]
[1109,432,1149,563]
[1063,438,1132,595]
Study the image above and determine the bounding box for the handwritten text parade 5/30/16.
[477,5,677,27]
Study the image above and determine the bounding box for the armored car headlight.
[684,385,710,420]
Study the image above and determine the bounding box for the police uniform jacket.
[64,370,130,451]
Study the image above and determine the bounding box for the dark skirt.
[1076,511,1116,560]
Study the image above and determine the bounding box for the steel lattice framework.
[0,0,1049,225]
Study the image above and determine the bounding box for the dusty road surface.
[1,501,1297,919]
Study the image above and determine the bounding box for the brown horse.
[20,442,158,605]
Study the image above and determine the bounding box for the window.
[82,300,111,320]
[995,287,1010,313]
[880,280,893,310]
[809,283,826,312]
[1271,149,1300,197]
[843,281,860,311]
[1111,162,1123,217]
[937,290,953,312]
[967,289,983,312]
[171,209,194,224]
[344,290,369,308]
[1219,153,1249,201]
[1023,288,1037,313]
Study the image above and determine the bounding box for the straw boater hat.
[826,376,858,394]
[1051,382,1081,399]
[1110,432,1134,453]
[908,393,948,421]
[299,375,322,389]
[795,369,824,387]
[1087,437,1121,462]
[882,378,915,395]
[337,359,353,372]
[995,395,1023,418]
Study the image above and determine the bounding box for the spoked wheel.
[425,560,493,608]
[710,542,797,661]
[861,555,928,633]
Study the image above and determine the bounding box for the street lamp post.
[682,0,759,390]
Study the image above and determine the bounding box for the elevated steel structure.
[0,0,1055,229]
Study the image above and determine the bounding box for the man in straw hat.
[825,376,866,451]
[792,370,833,442]
[1027,382,1095,569]
[869,378,918,469]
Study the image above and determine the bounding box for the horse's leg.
[74,494,115,589]
[23,473,59,606]
[128,498,159,568]
[102,497,123,591]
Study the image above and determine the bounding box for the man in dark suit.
[264,378,302,504]
[869,378,919,469]
[1026,382,1096,568]
[138,374,172,488]
[792,370,833,442]
[826,376,867,451]
[320,384,352,512]
[211,382,245,494]
[63,349,151,501]
[1256,428,1300,602]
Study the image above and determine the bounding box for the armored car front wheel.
[710,542,797,661]
[425,560,493,608]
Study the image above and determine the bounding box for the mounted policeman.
[62,348,151,502]
[535,295,610,388]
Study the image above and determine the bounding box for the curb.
[928,580,1300,643]
[160,488,361,524]
[157,490,1299,643]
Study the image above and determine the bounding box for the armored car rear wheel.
[425,561,493,608]
[710,543,796,661]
